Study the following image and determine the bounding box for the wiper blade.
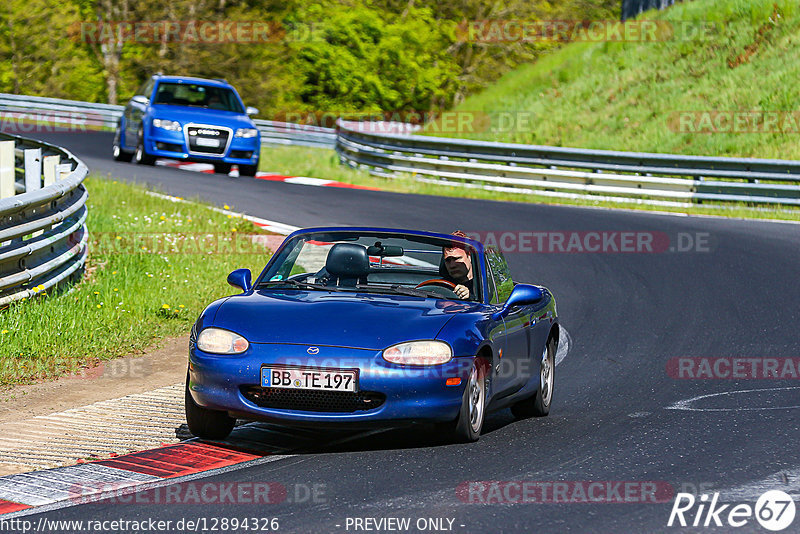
[355,284,437,298]
[257,279,343,291]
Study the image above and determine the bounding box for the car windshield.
[152,82,243,113]
[256,231,481,301]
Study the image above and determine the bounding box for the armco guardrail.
[255,119,336,148]
[0,93,336,149]
[0,93,123,131]
[0,133,88,306]
[3,93,799,207]
[336,121,800,208]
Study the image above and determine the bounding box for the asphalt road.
[19,131,800,533]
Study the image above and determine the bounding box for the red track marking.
[255,174,293,181]
[324,182,380,191]
[95,442,260,479]
[0,500,30,514]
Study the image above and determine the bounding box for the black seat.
[325,244,370,287]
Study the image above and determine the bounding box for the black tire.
[441,357,487,442]
[238,160,258,177]
[213,162,232,174]
[135,131,155,165]
[511,337,556,419]
[112,127,133,162]
[184,375,235,440]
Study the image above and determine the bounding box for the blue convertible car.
[186,227,559,442]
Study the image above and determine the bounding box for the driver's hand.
[453,284,469,299]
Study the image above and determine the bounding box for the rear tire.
[185,375,235,440]
[113,127,133,162]
[511,337,556,419]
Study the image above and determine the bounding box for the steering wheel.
[415,278,457,291]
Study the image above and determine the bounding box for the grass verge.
[259,145,800,221]
[429,0,800,160]
[0,176,272,387]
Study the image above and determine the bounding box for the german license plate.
[261,367,358,392]
[196,138,219,147]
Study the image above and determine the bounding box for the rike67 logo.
[668,490,796,531]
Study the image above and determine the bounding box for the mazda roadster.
[186,227,559,442]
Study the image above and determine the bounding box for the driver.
[442,230,474,300]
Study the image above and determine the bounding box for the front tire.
[238,159,258,177]
[511,337,556,419]
[442,357,487,442]
[135,131,156,165]
[185,375,235,440]
[213,162,232,174]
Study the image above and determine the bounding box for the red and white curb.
[0,441,287,517]
[155,159,379,191]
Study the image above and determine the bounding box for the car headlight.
[153,119,182,132]
[382,340,452,366]
[235,128,259,138]
[196,328,249,354]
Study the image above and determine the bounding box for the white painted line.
[143,191,300,235]
[284,176,334,186]
[171,162,214,172]
[666,386,800,412]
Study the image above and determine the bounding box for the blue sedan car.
[186,227,559,442]
[113,75,261,176]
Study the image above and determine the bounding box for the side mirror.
[132,95,149,105]
[245,106,259,116]
[491,284,544,320]
[227,268,252,292]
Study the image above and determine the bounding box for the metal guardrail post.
[43,155,59,187]
[24,148,42,193]
[0,141,14,199]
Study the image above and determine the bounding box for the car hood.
[150,105,256,130]
[212,290,478,350]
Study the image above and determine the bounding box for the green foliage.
[429,0,800,160]
[0,0,104,100]
[287,3,460,112]
[0,0,617,115]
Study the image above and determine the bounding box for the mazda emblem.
[307,347,320,355]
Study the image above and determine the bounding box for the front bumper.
[188,344,473,426]
[147,128,259,165]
